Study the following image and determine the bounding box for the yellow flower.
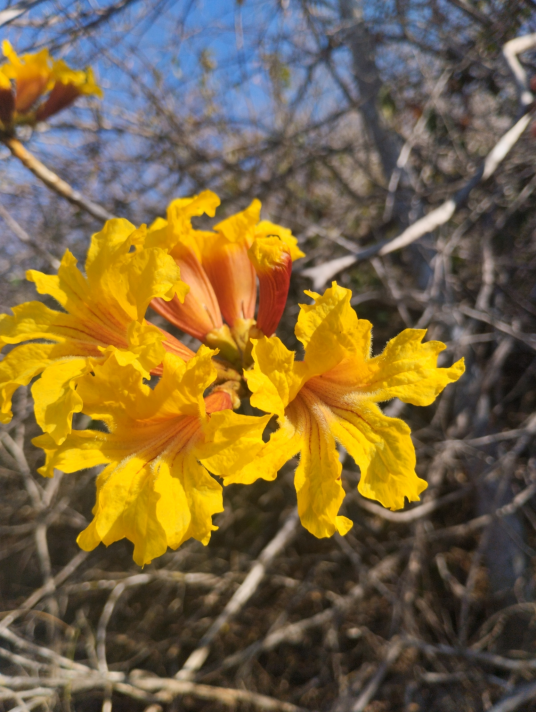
[146,191,304,361]
[237,283,465,538]
[33,348,271,566]
[0,219,190,444]
[0,41,102,128]
[147,192,233,351]
[204,198,304,346]
[1,41,53,114]
[35,60,103,122]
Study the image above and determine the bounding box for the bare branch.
[176,508,299,680]
[0,204,60,269]
[503,33,536,107]
[3,138,115,223]
[488,681,536,712]
[302,33,536,290]
[0,0,48,28]
[350,638,404,712]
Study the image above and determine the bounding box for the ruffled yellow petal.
[76,453,176,565]
[33,347,232,565]
[153,346,216,419]
[328,401,427,510]
[198,409,272,475]
[0,340,96,425]
[0,300,103,348]
[167,453,223,548]
[126,239,187,319]
[255,220,305,261]
[212,199,261,249]
[32,357,88,444]
[221,415,302,486]
[27,222,186,355]
[296,283,372,376]
[0,342,56,423]
[290,395,352,538]
[167,191,221,259]
[248,236,290,273]
[28,250,91,319]
[33,429,111,478]
[245,336,307,416]
[77,449,223,566]
[74,354,150,432]
[362,329,465,405]
[85,218,138,282]
[146,190,220,261]
[122,320,165,375]
[74,350,214,434]
[85,220,186,321]
[80,455,221,566]
[51,59,103,98]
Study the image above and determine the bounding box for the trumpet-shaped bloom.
[1,41,52,114]
[0,219,191,443]
[146,191,238,358]
[147,192,304,361]
[205,199,304,342]
[0,41,102,129]
[238,283,465,538]
[33,348,271,566]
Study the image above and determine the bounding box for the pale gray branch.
[176,508,299,680]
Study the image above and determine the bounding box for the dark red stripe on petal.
[256,251,292,336]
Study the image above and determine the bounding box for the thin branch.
[0,0,48,28]
[403,636,536,672]
[350,638,404,712]
[2,138,115,223]
[503,33,536,107]
[383,68,451,221]
[96,582,127,673]
[488,681,536,712]
[176,508,299,680]
[202,554,400,675]
[352,485,472,523]
[301,32,536,290]
[457,304,536,351]
[0,204,60,269]
[134,676,308,712]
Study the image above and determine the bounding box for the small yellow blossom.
[0,40,102,129]
[0,219,190,443]
[33,348,271,566]
[235,283,465,538]
[1,41,52,113]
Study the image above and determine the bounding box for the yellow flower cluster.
[0,41,102,131]
[0,191,464,565]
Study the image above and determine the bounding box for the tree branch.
[301,33,536,291]
[3,138,115,223]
